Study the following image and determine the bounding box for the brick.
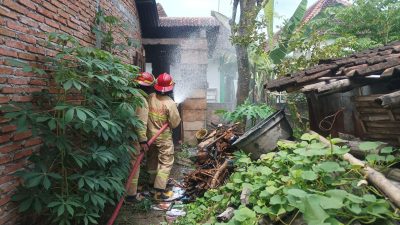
[0,78,7,83]
[0,143,21,153]
[17,33,36,44]
[0,160,28,175]
[0,6,18,20]
[11,96,32,102]
[5,40,26,51]
[67,20,78,30]
[0,97,10,104]
[183,121,204,131]
[17,0,36,10]
[182,110,206,122]
[0,134,11,144]
[0,67,14,75]
[58,9,70,19]
[0,175,15,186]
[0,47,17,57]
[14,70,35,77]
[3,0,29,15]
[6,20,29,33]
[2,87,41,94]
[53,15,67,25]
[12,131,32,141]
[44,18,60,29]
[26,46,45,55]
[19,16,38,28]
[50,0,64,9]
[14,149,33,160]
[0,118,11,124]
[42,1,57,13]
[17,52,37,61]
[8,78,29,85]
[29,79,46,86]
[39,23,54,33]
[1,125,17,133]
[182,99,207,110]
[24,137,41,147]
[0,181,19,194]
[26,11,45,23]
[0,155,12,164]
[0,27,16,38]
[0,195,11,207]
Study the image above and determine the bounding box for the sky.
[156,0,319,30]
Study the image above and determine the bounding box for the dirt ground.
[110,150,194,225]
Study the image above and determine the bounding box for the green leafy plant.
[174,136,400,225]
[215,102,274,127]
[5,30,142,224]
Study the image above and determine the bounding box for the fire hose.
[107,123,169,225]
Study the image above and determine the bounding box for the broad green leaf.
[65,108,75,123]
[380,147,393,153]
[301,170,318,181]
[302,195,329,225]
[63,80,73,90]
[265,186,278,194]
[211,195,224,202]
[363,194,376,202]
[287,188,307,198]
[76,109,87,122]
[269,195,282,205]
[233,207,256,222]
[359,141,380,151]
[42,176,51,190]
[317,161,345,173]
[318,196,344,209]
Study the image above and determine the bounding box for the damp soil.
[101,148,195,225]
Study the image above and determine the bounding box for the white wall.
[206,60,221,102]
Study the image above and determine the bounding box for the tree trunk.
[231,0,259,106]
[235,35,251,106]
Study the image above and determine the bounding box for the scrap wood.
[217,207,235,222]
[182,123,241,198]
[310,130,400,208]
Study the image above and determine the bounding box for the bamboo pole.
[310,131,400,208]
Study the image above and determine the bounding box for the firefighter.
[126,72,155,203]
[147,73,181,201]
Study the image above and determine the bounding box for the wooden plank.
[356,108,390,114]
[354,94,383,101]
[375,90,400,108]
[317,79,351,93]
[360,114,391,121]
[366,127,400,135]
[355,101,382,108]
[365,121,400,128]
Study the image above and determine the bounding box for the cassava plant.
[215,101,274,128]
[4,30,143,224]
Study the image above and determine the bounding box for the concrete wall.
[0,0,143,223]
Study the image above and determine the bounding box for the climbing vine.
[4,13,142,225]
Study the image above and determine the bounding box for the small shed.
[265,41,400,145]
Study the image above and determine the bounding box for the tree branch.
[230,0,239,29]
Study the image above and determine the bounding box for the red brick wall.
[0,0,144,224]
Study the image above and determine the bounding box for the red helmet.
[154,73,175,93]
[135,72,155,86]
